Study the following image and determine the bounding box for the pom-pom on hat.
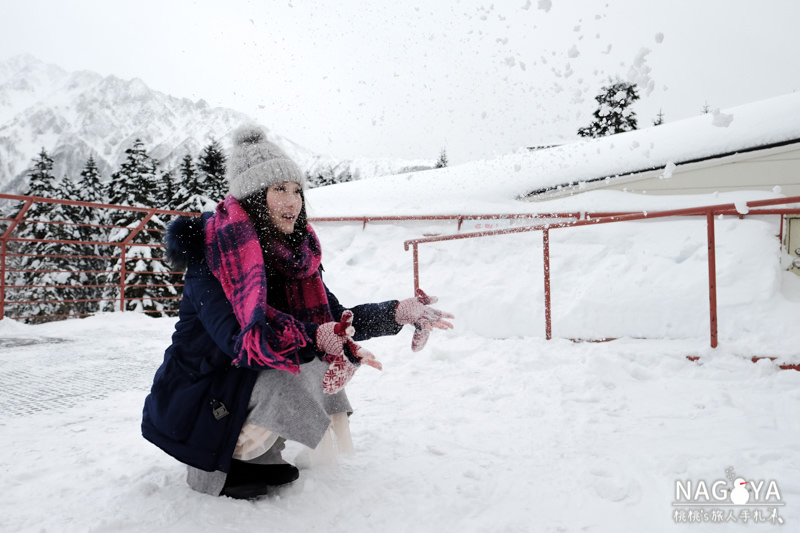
[227,125,306,199]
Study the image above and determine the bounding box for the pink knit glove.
[395,289,455,352]
[316,311,382,394]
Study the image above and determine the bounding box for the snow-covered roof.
[307,92,800,217]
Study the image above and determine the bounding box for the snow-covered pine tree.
[304,171,317,188]
[9,148,66,321]
[197,139,227,204]
[20,148,60,237]
[58,174,83,222]
[435,149,448,168]
[312,166,339,188]
[308,165,353,188]
[577,80,640,138]
[173,153,211,213]
[49,175,92,318]
[71,156,108,315]
[103,139,176,316]
[106,139,159,220]
[159,169,175,209]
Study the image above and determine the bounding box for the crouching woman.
[141,126,453,499]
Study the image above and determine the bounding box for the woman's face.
[265,181,303,234]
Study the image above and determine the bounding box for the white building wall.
[604,143,800,196]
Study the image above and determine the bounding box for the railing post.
[119,243,127,312]
[412,243,420,293]
[1,199,34,321]
[543,228,552,340]
[706,211,718,348]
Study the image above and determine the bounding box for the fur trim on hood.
[165,214,209,271]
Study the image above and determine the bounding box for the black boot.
[220,460,300,500]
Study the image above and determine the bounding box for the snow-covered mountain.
[0,55,434,193]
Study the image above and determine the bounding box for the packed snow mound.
[307,92,800,217]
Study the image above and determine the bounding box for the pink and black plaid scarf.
[204,195,333,373]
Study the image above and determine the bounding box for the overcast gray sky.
[2,0,799,164]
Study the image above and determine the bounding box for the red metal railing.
[4,192,799,352]
[0,194,571,322]
[311,213,581,231]
[0,193,200,321]
[404,196,800,348]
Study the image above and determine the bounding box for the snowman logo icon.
[730,478,750,505]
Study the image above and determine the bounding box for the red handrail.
[0,193,200,321]
[311,212,582,230]
[0,193,578,322]
[404,196,800,348]
[4,191,799,343]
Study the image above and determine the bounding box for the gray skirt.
[187,358,352,495]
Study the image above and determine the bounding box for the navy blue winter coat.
[141,215,402,473]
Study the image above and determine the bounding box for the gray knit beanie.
[227,125,306,199]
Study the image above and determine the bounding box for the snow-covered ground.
[1,185,798,532]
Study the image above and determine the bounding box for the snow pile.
[307,92,800,217]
